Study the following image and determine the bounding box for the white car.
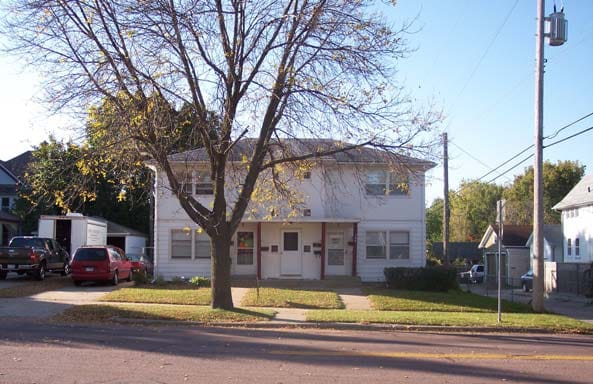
[460,264,485,284]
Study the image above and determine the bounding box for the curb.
[110,317,585,334]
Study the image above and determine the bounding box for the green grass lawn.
[241,288,344,309]
[366,288,533,313]
[308,310,593,333]
[99,283,211,305]
[0,276,71,298]
[53,303,275,324]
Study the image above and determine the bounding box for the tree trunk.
[211,235,234,309]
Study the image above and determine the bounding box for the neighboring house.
[106,220,147,256]
[430,242,481,265]
[148,138,435,282]
[552,174,593,264]
[478,224,532,286]
[0,158,22,245]
[526,224,564,263]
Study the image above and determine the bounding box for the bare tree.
[2,0,439,309]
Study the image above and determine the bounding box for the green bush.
[132,271,150,285]
[189,276,211,288]
[384,267,459,292]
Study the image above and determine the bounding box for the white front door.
[326,232,347,276]
[281,230,301,275]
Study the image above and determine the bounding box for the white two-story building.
[553,174,593,263]
[149,139,435,282]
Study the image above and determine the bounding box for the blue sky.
[388,0,593,203]
[0,1,591,206]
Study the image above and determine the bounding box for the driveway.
[0,276,132,319]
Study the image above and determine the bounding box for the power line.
[544,125,593,148]
[544,111,593,140]
[486,154,534,184]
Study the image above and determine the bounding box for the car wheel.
[74,280,82,287]
[111,271,119,286]
[61,263,71,276]
[0,271,7,280]
[126,269,133,282]
[522,282,529,292]
[35,263,46,281]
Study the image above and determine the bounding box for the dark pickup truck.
[0,237,70,280]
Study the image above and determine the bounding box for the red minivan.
[70,246,132,286]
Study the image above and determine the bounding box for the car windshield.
[74,248,107,261]
[127,254,142,261]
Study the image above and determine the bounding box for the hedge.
[384,266,459,292]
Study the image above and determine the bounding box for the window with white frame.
[366,231,411,260]
[575,238,580,257]
[366,231,386,259]
[365,170,409,196]
[195,171,214,195]
[194,231,211,259]
[236,232,254,265]
[171,229,192,259]
[389,231,410,259]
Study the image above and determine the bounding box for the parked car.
[459,264,485,284]
[521,270,533,292]
[127,253,153,276]
[0,237,70,280]
[70,246,132,286]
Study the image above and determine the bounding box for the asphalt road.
[1,320,592,384]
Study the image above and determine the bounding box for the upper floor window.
[575,238,580,257]
[365,170,408,196]
[195,171,214,195]
[567,238,572,256]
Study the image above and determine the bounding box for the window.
[389,231,410,259]
[303,209,311,217]
[1,197,9,212]
[366,231,386,259]
[327,232,345,265]
[195,171,214,195]
[194,231,211,259]
[575,238,580,257]
[283,232,299,251]
[171,230,192,259]
[303,171,312,179]
[236,232,254,265]
[365,170,408,196]
[567,238,572,256]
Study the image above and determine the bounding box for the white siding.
[562,205,593,263]
[356,221,425,282]
[152,162,429,281]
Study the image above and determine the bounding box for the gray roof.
[2,151,32,180]
[526,224,563,247]
[167,138,435,169]
[106,220,147,238]
[552,174,593,210]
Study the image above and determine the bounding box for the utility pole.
[532,0,546,313]
[442,132,450,266]
[532,1,566,312]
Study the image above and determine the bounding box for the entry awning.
[242,217,360,223]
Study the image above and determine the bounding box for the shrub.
[189,276,211,288]
[132,271,150,285]
[152,275,168,286]
[384,267,459,292]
